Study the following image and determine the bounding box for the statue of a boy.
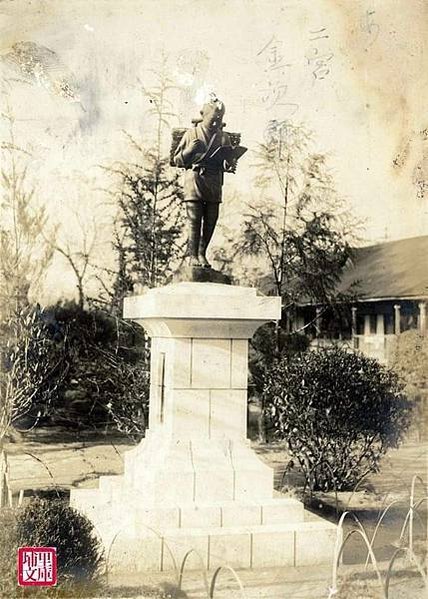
[173,99,239,268]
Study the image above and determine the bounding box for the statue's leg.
[185,201,203,266]
[198,202,219,268]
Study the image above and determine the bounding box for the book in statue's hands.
[208,144,248,164]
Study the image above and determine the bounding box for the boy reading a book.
[174,98,240,268]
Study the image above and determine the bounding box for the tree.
[0,110,54,320]
[106,142,185,295]
[99,57,185,313]
[263,347,412,491]
[215,120,359,441]
[230,120,357,320]
[215,121,358,345]
[51,208,98,310]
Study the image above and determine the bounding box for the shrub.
[249,322,310,441]
[263,347,412,491]
[391,330,428,441]
[16,498,104,586]
[17,301,150,436]
[249,323,310,396]
[391,329,428,395]
[0,306,68,436]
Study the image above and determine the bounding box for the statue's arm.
[174,131,190,168]
[174,131,203,168]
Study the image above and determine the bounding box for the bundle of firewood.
[169,128,241,167]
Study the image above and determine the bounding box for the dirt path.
[6,429,133,494]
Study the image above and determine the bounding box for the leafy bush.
[248,323,310,441]
[51,302,149,436]
[391,329,428,395]
[263,347,412,491]
[249,323,310,397]
[16,498,104,586]
[391,330,428,441]
[7,302,150,437]
[0,306,68,436]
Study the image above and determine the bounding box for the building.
[294,236,428,364]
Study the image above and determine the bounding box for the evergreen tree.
[100,58,185,313]
[231,120,357,314]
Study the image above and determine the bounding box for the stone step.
[70,488,101,508]
[106,515,339,573]
[70,490,305,532]
[98,475,124,498]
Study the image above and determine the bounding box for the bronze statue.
[173,99,246,268]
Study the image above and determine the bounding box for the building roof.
[338,235,428,301]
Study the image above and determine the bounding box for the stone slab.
[108,535,163,573]
[294,518,338,567]
[193,468,235,503]
[72,494,339,573]
[172,389,211,437]
[208,531,252,569]
[251,529,295,568]
[233,468,274,501]
[171,338,192,388]
[162,533,209,571]
[191,339,231,389]
[231,339,248,388]
[261,498,305,524]
[123,283,281,323]
[133,506,180,533]
[180,505,222,528]
[209,389,247,439]
[221,504,262,527]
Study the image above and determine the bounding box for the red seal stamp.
[18,547,57,586]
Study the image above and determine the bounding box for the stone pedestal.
[70,283,338,572]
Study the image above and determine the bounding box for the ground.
[3,429,428,598]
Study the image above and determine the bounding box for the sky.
[1,0,427,302]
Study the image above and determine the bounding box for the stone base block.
[70,485,338,573]
[69,493,305,533]
[108,534,163,573]
[102,516,339,573]
[97,435,275,505]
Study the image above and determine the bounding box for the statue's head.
[200,99,225,132]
